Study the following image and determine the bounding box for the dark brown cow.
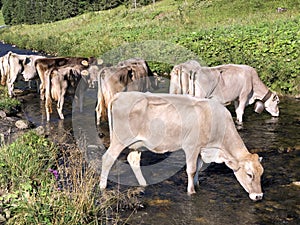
[35,57,97,100]
[35,57,97,121]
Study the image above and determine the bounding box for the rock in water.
[15,120,30,129]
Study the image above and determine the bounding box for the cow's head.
[226,153,264,201]
[21,57,37,81]
[264,92,280,117]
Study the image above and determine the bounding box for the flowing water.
[1,43,299,225]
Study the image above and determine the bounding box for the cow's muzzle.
[249,193,263,201]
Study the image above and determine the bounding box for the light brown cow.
[169,62,280,123]
[36,57,97,121]
[0,51,45,97]
[169,60,201,95]
[100,92,264,201]
[94,61,155,125]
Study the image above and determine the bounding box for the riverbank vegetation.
[0,131,141,224]
[0,86,20,112]
[0,0,299,95]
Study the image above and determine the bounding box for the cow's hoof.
[99,180,107,190]
[235,120,243,126]
[187,189,196,195]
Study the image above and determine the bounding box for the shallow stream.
[1,43,299,225]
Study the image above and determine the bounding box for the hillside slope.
[0,0,299,95]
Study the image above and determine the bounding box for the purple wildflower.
[48,168,59,180]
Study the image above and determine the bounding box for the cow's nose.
[249,193,263,201]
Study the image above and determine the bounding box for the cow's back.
[197,64,255,103]
[110,92,231,152]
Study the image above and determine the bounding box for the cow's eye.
[247,173,253,179]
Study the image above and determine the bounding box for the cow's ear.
[81,60,89,67]
[127,69,134,80]
[24,57,31,65]
[81,70,89,76]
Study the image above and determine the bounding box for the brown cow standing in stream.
[170,62,279,123]
[35,57,97,121]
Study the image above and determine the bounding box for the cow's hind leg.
[127,150,147,186]
[100,143,125,190]
[185,149,200,195]
[57,87,66,120]
[235,100,245,124]
[194,156,203,187]
[7,82,15,98]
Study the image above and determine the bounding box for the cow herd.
[0,51,280,201]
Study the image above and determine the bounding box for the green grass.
[0,0,299,95]
[0,86,20,112]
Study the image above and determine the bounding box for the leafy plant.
[0,86,21,112]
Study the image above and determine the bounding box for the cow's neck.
[252,76,270,101]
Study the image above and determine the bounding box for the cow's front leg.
[235,100,246,124]
[185,154,199,195]
[7,82,15,98]
[100,143,125,190]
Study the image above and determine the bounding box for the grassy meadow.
[0,0,299,95]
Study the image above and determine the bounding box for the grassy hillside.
[0,0,299,95]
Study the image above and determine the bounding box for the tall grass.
[0,132,141,224]
[0,11,4,25]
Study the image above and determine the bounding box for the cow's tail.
[145,61,159,90]
[0,52,12,86]
[107,95,114,142]
[0,62,6,85]
[96,68,106,125]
